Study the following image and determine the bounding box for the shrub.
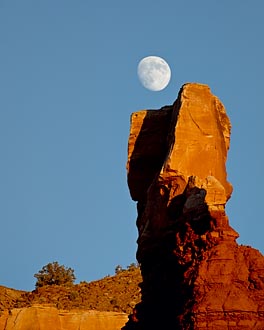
[34,261,76,288]
[115,265,124,274]
[69,291,79,301]
[127,262,139,271]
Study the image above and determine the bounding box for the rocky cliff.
[0,305,127,330]
[0,267,142,330]
[124,83,264,329]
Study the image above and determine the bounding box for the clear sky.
[0,0,263,291]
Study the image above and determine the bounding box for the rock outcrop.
[13,267,141,314]
[0,268,142,330]
[0,305,128,330]
[124,83,264,329]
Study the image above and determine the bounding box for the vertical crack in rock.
[123,83,264,330]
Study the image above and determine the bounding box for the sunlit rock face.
[124,83,264,330]
[0,305,128,330]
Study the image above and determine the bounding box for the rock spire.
[123,83,264,330]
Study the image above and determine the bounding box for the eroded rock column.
[123,83,264,330]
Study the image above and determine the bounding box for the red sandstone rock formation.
[0,266,142,329]
[0,305,128,330]
[124,83,264,330]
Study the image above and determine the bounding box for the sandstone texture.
[124,83,264,329]
[0,305,127,330]
[0,267,142,330]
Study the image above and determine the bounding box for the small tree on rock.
[115,265,124,274]
[34,261,76,288]
[127,262,139,271]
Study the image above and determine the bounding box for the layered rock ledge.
[123,83,264,330]
[0,305,128,330]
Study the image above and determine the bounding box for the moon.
[137,56,171,91]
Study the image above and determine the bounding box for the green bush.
[34,261,76,288]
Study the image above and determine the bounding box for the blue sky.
[0,1,263,291]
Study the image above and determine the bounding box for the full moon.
[137,56,171,91]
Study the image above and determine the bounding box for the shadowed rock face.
[124,83,264,330]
